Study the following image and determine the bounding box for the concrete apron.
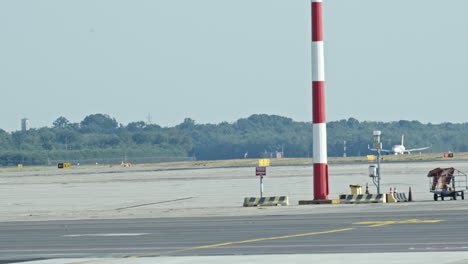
[18,252,468,264]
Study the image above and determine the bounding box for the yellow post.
[349,184,362,195]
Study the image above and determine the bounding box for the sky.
[1,0,468,132]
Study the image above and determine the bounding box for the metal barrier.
[243,196,289,207]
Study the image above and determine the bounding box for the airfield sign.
[256,166,266,176]
[256,166,267,198]
[258,159,270,167]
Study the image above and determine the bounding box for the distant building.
[261,151,284,159]
[21,118,30,132]
[276,151,283,159]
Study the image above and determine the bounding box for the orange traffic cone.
[365,183,370,194]
[408,187,413,202]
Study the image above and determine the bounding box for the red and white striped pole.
[311,0,329,200]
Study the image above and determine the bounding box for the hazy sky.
[2,0,468,131]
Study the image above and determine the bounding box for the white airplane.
[370,135,430,155]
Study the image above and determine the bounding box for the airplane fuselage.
[369,135,430,155]
[392,145,406,155]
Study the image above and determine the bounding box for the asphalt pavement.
[2,208,468,263]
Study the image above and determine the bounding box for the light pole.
[372,131,382,194]
[260,175,264,198]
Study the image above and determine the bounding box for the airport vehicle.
[428,167,467,201]
[370,135,430,155]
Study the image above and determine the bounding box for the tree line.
[0,113,466,166]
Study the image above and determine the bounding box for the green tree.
[53,116,70,129]
[177,118,195,130]
[126,121,146,132]
[80,114,118,133]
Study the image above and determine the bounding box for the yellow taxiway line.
[69,227,355,264]
[69,218,445,264]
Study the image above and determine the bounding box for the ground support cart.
[428,167,467,201]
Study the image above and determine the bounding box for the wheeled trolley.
[428,167,467,201]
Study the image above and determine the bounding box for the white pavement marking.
[409,246,468,250]
[64,233,150,237]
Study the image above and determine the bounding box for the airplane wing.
[406,147,430,152]
[368,144,392,153]
[379,149,393,153]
